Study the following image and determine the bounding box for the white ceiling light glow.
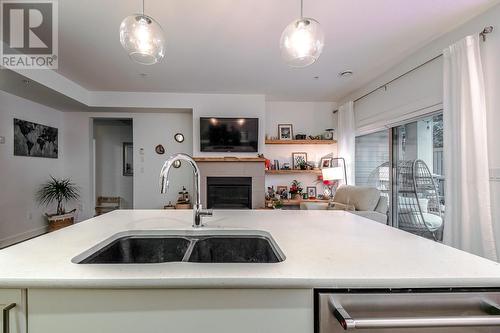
[119,0,165,65]
[280,0,325,68]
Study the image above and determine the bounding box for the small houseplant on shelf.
[289,180,303,200]
[36,176,80,232]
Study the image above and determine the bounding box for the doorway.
[92,118,133,215]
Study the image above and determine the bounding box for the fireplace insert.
[207,177,252,209]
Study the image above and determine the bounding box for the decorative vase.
[292,193,302,200]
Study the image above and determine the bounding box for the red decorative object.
[317,174,335,186]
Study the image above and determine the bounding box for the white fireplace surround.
[195,159,265,209]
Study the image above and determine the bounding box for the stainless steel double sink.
[72,230,285,264]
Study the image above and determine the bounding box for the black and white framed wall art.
[13,118,58,158]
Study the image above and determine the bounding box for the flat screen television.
[200,117,259,152]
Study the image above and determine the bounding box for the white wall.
[93,120,133,209]
[63,111,194,220]
[88,92,266,157]
[342,3,500,257]
[133,113,193,209]
[265,102,338,139]
[0,91,64,247]
[264,102,338,193]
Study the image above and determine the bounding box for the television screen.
[200,117,259,152]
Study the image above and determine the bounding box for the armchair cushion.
[398,196,429,213]
[374,196,388,214]
[333,185,381,211]
[399,212,443,231]
[330,201,356,211]
[352,211,388,224]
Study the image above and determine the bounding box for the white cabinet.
[28,288,313,333]
[0,289,27,333]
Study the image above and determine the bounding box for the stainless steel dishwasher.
[317,289,500,332]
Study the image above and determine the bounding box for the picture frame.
[320,157,331,169]
[307,186,317,199]
[292,152,308,170]
[276,186,288,194]
[278,124,293,140]
[123,142,133,176]
[13,118,58,158]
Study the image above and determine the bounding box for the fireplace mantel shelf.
[193,157,266,162]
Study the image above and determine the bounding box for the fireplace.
[207,177,252,209]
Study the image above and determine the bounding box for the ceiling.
[0,69,191,113]
[55,0,498,101]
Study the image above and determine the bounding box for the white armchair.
[301,185,388,224]
[330,185,388,224]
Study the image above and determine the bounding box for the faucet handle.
[200,209,213,217]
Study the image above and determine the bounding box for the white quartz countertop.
[1,209,500,289]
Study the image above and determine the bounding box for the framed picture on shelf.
[292,152,307,169]
[320,157,331,168]
[276,186,288,194]
[278,124,293,140]
[307,186,317,199]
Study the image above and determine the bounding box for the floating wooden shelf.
[266,198,330,206]
[265,169,322,175]
[193,157,266,162]
[265,139,336,145]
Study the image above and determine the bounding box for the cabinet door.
[0,289,27,333]
[29,289,313,333]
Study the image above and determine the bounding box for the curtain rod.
[351,25,494,104]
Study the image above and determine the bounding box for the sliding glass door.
[355,130,391,224]
[393,114,445,240]
[355,113,445,240]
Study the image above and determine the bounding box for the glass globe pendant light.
[280,0,325,67]
[119,0,165,65]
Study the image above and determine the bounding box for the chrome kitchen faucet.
[159,153,212,228]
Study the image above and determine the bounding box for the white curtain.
[337,101,355,185]
[443,35,497,261]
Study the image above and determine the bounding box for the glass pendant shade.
[119,14,165,65]
[280,18,324,67]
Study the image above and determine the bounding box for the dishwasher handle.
[329,296,500,330]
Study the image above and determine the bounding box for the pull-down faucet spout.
[159,153,212,227]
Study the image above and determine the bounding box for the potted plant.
[36,176,80,232]
[272,198,284,210]
[289,180,303,200]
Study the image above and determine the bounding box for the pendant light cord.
[142,0,145,15]
[300,0,303,18]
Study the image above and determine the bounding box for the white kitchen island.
[1,210,500,333]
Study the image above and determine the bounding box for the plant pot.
[47,211,75,232]
[291,193,302,200]
[175,203,192,209]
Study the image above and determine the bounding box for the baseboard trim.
[0,225,49,249]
